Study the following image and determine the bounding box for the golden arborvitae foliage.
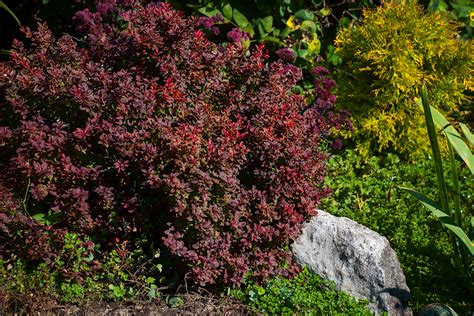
[334,1,473,160]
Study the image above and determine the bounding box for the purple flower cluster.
[276,47,296,63]
[226,27,248,43]
[197,14,224,36]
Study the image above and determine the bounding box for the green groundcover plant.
[0,232,162,313]
[321,149,473,313]
[230,267,372,315]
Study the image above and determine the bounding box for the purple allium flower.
[199,16,214,29]
[96,3,116,16]
[72,9,97,33]
[211,26,220,36]
[198,15,223,35]
[212,14,224,23]
[227,28,243,43]
[276,47,296,63]
[312,66,329,75]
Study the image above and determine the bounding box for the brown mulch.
[2,293,257,316]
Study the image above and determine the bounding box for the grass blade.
[401,187,474,255]
[420,85,450,214]
[0,2,21,26]
[460,123,474,147]
[429,105,474,174]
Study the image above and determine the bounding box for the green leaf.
[149,285,156,299]
[155,263,163,272]
[198,6,220,18]
[339,16,351,28]
[145,277,155,284]
[428,0,448,12]
[260,16,273,33]
[0,2,20,25]
[460,123,474,146]
[32,213,46,224]
[292,85,304,95]
[428,104,474,174]
[450,2,474,18]
[263,36,282,44]
[401,187,474,256]
[233,8,250,28]
[327,45,342,65]
[84,253,94,262]
[222,4,232,20]
[308,38,321,54]
[295,9,314,21]
[297,48,308,58]
[257,23,266,37]
[301,20,317,33]
[168,296,184,307]
[319,7,332,17]
[280,26,293,38]
[279,5,286,18]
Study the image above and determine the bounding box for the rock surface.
[292,210,411,316]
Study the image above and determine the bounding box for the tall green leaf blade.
[401,187,474,256]
[420,86,450,215]
[447,143,462,226]
[429,105,474,174]
[460,123,474,146]
[0,2,20,25]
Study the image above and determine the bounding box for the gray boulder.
[292,210,411,316]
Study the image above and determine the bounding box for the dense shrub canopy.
[0,1,348,286]
[334,1,473,159]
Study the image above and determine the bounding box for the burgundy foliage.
[0,1,349,286]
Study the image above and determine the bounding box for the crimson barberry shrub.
[0,1,349,286]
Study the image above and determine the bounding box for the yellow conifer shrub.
[334,1,473,160]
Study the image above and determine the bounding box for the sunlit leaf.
[460,123,474,146]
[429,104,474,174]
[260,16,273,33]
[233,8,250,28]
[222,4,232,20]
[295,9,314,21]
